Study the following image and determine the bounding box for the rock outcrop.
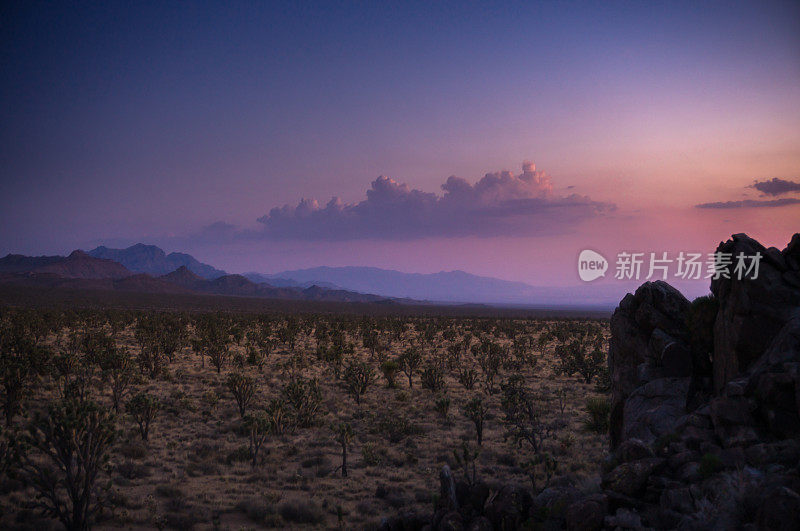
[381,232,800,530]
[600,232,800,529]
[608,280,693,448]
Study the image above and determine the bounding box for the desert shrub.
[474,339,504,394]
[380,359,399,388]
[373,411,423,443]
[226,372,257,418]
[420,360,446,393]
[20,396,115,531]
[126,392,160,441]
[246,346,267,371]
[361,442,389,466]
[435,394,451,418]
[594,365,611,393]
[343,359,375,405]
[237,496,278,525]
[0,323,49,426]
[555,340,605,384]
[116,461,151,480]
[463,396,487,446]
[193,317,232,373]
[118,441,148,460]
[282,377,322,428]
[266,398,288,435]
[226,445,252,465]
[278,497,325,525]
[584,396,611,433]
[521,452,559,491]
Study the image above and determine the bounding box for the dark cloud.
[254,162,614,240]
[695,198,800,209]
[750,177,800,196]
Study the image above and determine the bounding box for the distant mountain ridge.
[265,266,630,306]
[0,250,133,279]
[88,243,225,279]
[0,252,392,304]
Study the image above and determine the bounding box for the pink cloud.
[255,162,614,240]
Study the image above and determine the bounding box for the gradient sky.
[1,1,798,290]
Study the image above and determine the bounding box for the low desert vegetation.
[0,306,610,529]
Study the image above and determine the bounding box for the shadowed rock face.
[383,233,800,531]
[609,233,800,449]
[608,281,691,448]
[711,233,800,394]
[600,232,800,530]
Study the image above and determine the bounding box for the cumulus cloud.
[695,198,800,209]
[750,177,800,196]
[255,162,614,240]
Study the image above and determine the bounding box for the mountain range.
[88,244,226,279]
[0,243,679,307]
[259,266,630,306]
[0,250,389,303]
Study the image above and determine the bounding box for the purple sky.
[1,1,798,288]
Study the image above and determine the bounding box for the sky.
[1,0,799,292]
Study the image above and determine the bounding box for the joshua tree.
[420,359,446,393]
[554,340,605,384]
[243,412,271,467]
[126,392,160,441]
[380,359,399,388]
[21,396,116,531]
[458,366,478,390]
[397,347,422,388]
[0,325,49,426]
[226,372,257,418]
[343,359,374,405]
[282,377,322,428]
[453,440,480,486]
[98,347,136,413]
[500,375,553,455]
[463,396,487,446]
[333,422,353,478]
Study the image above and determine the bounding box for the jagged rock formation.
[600,232,800,529]
[380,232,800,530]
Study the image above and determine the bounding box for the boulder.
[604,507,643,529]
[711,234,800,393]
[609,281,691,447]
[483,485,533,530]
[602,458,665,497]
[755,486,800,531]
[622,377,691,445]
[436,511,463,531]
[464,517,492,531]
[616,438,655,463]
[565,493,607,531]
